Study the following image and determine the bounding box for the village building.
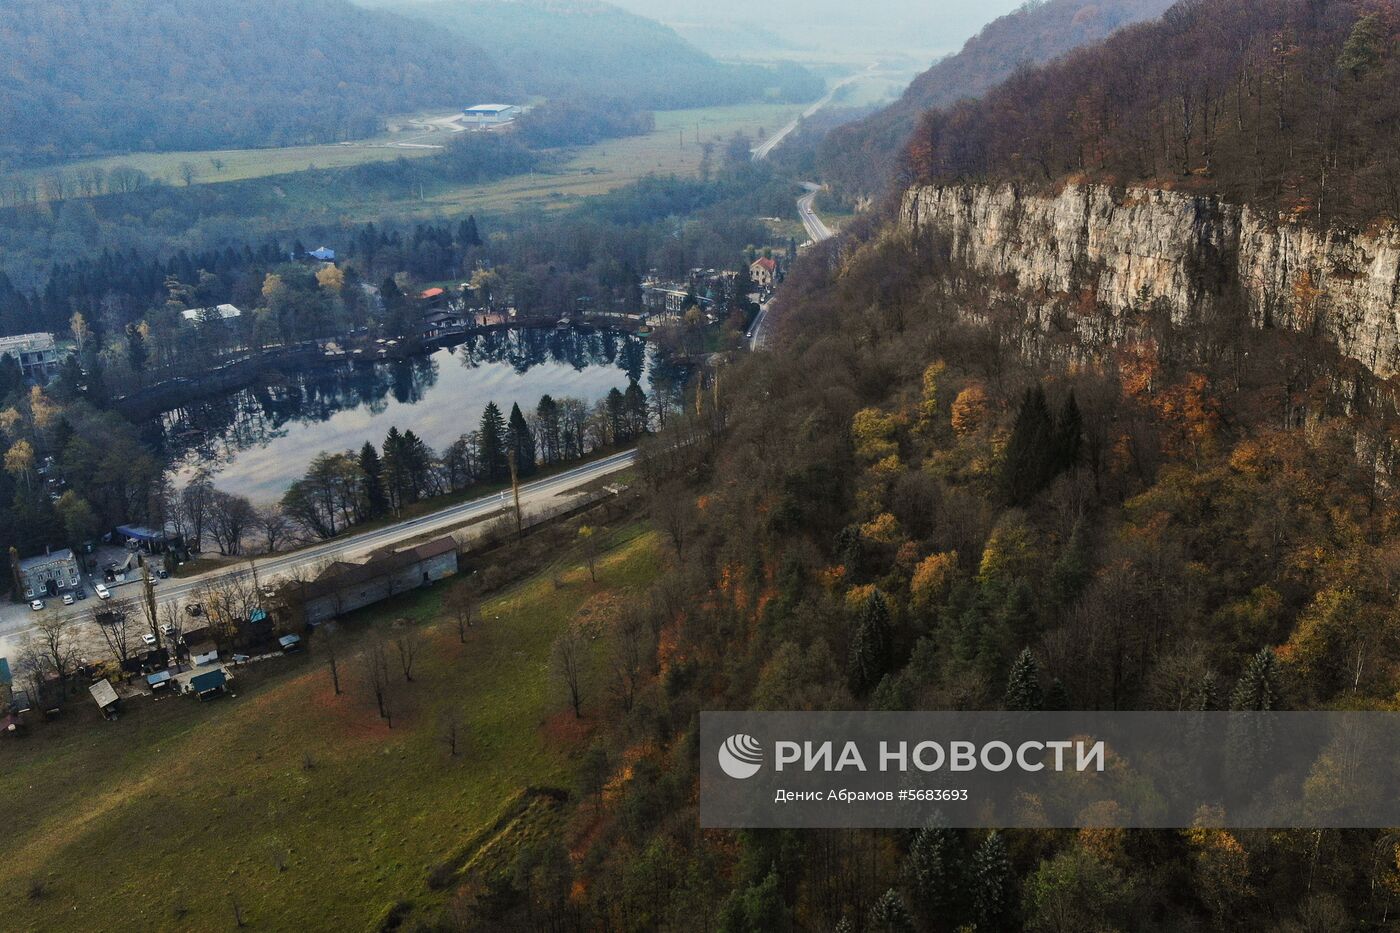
[297,537,459,625]
[463,104,520,126]
[749,257,778,290]
[188,669,228,701]
[88,680,120,719]
[0,333,62,382]
[180,304,242,325]
[15,548,82,599]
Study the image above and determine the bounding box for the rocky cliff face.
[900,184,1400,381]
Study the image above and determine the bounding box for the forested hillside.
[906,0,1400,228]
[369,0,824,108]
[818,0,1174,199]
[429,1,1400,928]
[0,0,510,169]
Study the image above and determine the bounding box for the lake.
[147,328,682,503]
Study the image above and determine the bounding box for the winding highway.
[797,182,834,243]
[750,183,835,351]
[750,65,877,162]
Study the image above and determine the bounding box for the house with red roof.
[749,257,779,289]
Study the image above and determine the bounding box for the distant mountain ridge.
[817,0,1176,200]
[0,0,512,169]
[368,0,823,109]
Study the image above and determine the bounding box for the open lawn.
[15,102,802,214]
[0,526,661,931]
[336,101,805,222]
[13,113,454,192]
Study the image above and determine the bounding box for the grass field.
[18,102,802,213]
[15,114,453,192]
[341,101,805,222]
[0,525,661,931]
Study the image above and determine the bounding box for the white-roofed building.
[463,104,520,126]
[181,304,242,324]
[0,333,61,381]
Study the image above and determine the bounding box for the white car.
[29,599,44,611]
[159,623,175,637]
[141,633,157,647]
[95,584,111,599]
[61,593,75,606]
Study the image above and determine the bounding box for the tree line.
[906,0,1400,229]
[164,384,657,554]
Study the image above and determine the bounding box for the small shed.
[191,643,220,666]
[88,680,120,718]
[278,634,302,653]
[189,669,227,700]
[146,670,173,691]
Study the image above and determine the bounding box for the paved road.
[0,449,638,658]
[750,184,835,352]
[751,66,874,162]
[797,182,835,243]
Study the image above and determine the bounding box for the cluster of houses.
[3,535,461,732]
[641,268,739,324]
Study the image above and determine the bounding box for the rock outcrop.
[900,184,1400,382]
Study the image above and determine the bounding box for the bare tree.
[320,623,343,695]
[208,490,256,556]
[551,626,586,719]
[440,711,463,757]
[14,645,50,706]
[28,614,80,688]
[141,565,161,650]
[195,573,259,645]
[91,600,138,669]
[159,601,184,652]
[178,161,197,186]
[391,620,419,682]
[650,482,691,559]
[180,470,215,553]
[578,526,599,583]
[610,607,647,713]
[361,631,393,725]
[444,585,477,644]
[255,505,293,554]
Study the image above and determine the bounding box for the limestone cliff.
[900,184,1400,382]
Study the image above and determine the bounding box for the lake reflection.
[150,328,676,503]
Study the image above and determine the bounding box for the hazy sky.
[610,0,1029,58]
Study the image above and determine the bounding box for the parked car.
[159,623,175,637]
[29,599,43,611]
[141,633,157,647]
[94,583,111,599]
[185,603,203,617]
[75,588,87,600]
[61,593,75,606]
[158,569,169,579]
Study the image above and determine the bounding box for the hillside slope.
[818,0,1174,199]
[367,0,823,108]
[905,0,1400,229]
[0,0,510,169]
